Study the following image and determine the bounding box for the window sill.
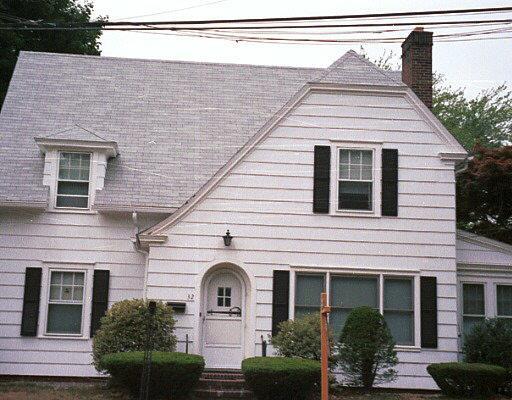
[40,333,89,340]
[332,209,380,218]
[47,208,98,215]
[395,345,421,352]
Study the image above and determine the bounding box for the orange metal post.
[320,292,331,400]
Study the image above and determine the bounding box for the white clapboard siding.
[456,236,512,266]
[0,209,148,377]
[145,91,461,390]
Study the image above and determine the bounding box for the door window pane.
[295,274,324,318]
[497,285,512,317]
[384,278,414,345]
[462,283,485,337]
[330,276,378,335]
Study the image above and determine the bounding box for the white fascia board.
[35,137,118,158]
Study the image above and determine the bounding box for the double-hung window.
[338,149,373,211]
[56,152,91,209]
[295,274,325,318]
[330,276,379,336]
[47,271,85,335]
[384,278,415,346]
[462,283,485,336]
[497,285,512,321]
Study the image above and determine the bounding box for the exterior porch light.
[223,230,233,247]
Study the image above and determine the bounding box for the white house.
[1,29,511,389]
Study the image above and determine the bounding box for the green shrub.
[92,299,176,370]
[242,357,321,400]
[101,351,204,399]
[337,306,398,388]
[463,318,512,369]
[427,362,508,397]
[271,313,334,362]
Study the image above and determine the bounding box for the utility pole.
[320,292,331,400]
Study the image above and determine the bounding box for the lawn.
[0,381,452,400]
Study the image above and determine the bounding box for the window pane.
[56,195,88,208]
[384,311,414,345]
[295,275,324,308]
[295,306,318,319]
[330,276,378,308]
[225,297,231,307]
[72,286,84,301]
[463,316,485,336]
[62,273,73,285]
[463,284,485,315]
[385,279,413,311]
[47,304,82,334]
[49,285,60,300]
[330,309,350,335]
[50,272,62,284]
[361,151,372,165]
[351,151,361,164]
[225,287,231,297]
[74,273,84,285]
[349,165,361,180]
[340,164,349,179]
[339,181,372,210]
[361,165,372,180]
[340,150,350,164]
[57,181,89,195]
[61,286,73,300]
[497,285,512,316]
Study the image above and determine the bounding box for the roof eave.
[35,137,119,158]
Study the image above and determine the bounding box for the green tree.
[457,145,512,244]
[337,307,398,389]
[433,77,512,150]
[0,0,105,108]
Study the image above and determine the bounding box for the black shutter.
[90,270,110,337]
[313,146,331,213]
[20,267,42,336]
[272,271,290,336]
[421,276,438,348]
[381,149,398,216]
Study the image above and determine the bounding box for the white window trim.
[291,268,420,349]
[496,283,512,319]
[54,151,93,211]
[329,141,382,218]
[37,263,94,339]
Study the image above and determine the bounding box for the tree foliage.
[92,299,176,371]
[433,76,512,150]
[457,145,512,244]
[337,307,398,389]
[0,0,105,108]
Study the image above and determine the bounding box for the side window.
[56,152,91,209]
[462,283,485,336]
[384,278,414,346]
[497,285,512,320]
[47,271,85,334]
[294,274,324,318]
[338,149,373,211]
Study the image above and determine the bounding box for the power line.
[2,5,512,29]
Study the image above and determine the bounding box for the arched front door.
[202,269,245,369]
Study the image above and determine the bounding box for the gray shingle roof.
[0,50,402,211]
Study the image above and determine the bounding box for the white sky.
[92,0,512,98]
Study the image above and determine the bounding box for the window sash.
[294,274,325,310]
[497,285,512,317]
[46,271,85,335]
[56,152,91,209]
[337,149,374,211]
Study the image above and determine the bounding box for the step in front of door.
[194,371,253,399]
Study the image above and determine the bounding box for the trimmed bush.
[337,306,398,388]
[427,362,507,397]
[93,299,176,370]
[271,313,334,362]
[242,357,321,400]
[101,351,204,399]
[463,318,512,369]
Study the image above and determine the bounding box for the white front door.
[202,270,244,369]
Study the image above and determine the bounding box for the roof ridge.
[19,50,325,72]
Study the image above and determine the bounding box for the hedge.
[101,351,204,399]
[242,357,321,400]
[427,362,508,397]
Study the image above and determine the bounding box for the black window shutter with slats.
[90,270,110,337]
[381,149,399,216]
[313,146,331,214]
[272,271,290,336]
[20,267,42,336]
[421,276,438,348]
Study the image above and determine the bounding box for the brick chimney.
[401,27,433,109]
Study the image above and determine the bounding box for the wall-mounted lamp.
[223,230,233,247]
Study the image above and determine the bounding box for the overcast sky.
[92,0,512,98]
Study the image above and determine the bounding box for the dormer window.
[56,152,91,209]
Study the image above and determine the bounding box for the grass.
[0,381,130,400]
